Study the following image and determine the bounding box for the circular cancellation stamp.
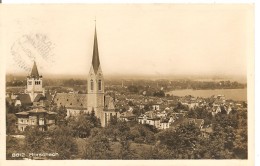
[11,33,55,72]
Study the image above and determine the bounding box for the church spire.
[92,23,100,74]
[30,61,40,78]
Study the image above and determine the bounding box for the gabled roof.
[16,108,57,116]
[30,61,40,78]
[53,93,88,108]
[91,26,100,74]
[34,94,45,102]
[28,108,48,113]
[171,117,204,128]
[16,94,32,105]
[120,110,136,118]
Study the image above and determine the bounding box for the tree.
[156,123,201,159]
[204,124,234,159]
[6,136,25,160]
[47,125,78,159]
[6,114,17,135]
[233,127,247,159]
[53,106,67,125]
[67,112,101,138]
[153,90,165,97]
[90,109,101,127]
[119,135,134,159]
[67,116,92,138]
[24,126,48,154]
[82,130,112,159]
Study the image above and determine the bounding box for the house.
[15,107,57,132]
[146,117,161,128]
[159,119,170,130]
[171,117,204,129]
[120,110,136,122]
[138,110,171,130]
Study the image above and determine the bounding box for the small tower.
[87,25,105,119]
[26,61,44,101]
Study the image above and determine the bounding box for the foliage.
[67,111,101,138]
[23,125,78,159]
[128,124,156,144]
[174,102,189,112]
[52,106,67,125]
[6,114,18,135]
[187,107,213,126]
[47,125,78,159]
[153,90,165,97]
[6,136,25,160]
[24,126,48,154]
[82,129,112,159]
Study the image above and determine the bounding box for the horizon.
[6,72,247,83]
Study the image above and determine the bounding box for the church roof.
[33,94,45,102]
[53,93,88,109]
[16,94,32,105]
[30,61,40,78]
[91,27,100,74]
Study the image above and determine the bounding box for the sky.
[1,4,253,79]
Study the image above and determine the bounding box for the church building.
[14,61,52,107]
[53,26,118,127]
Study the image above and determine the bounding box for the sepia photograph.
[0,3,254,164]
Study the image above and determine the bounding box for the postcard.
[0,4,254,166]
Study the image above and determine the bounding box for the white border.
[0,1,257,166]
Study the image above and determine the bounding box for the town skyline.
[3,4,252,78]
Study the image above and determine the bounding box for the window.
[28,81,32,85]
[105,113,107,126]
[98,80,102,90]
[34,81,40,85]
[90,80,94,90]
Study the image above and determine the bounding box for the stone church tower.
[86,25,118,127]
[25,61,45,101]
[87,26,105,120]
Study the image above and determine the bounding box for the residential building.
[15,107,57,132]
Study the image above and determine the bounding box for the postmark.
[11,33,55,73]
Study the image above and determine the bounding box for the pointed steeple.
[30,61,39,78]
[92,24,100,74]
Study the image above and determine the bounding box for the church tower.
[87,25,105,119]
[26,61,45,102]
